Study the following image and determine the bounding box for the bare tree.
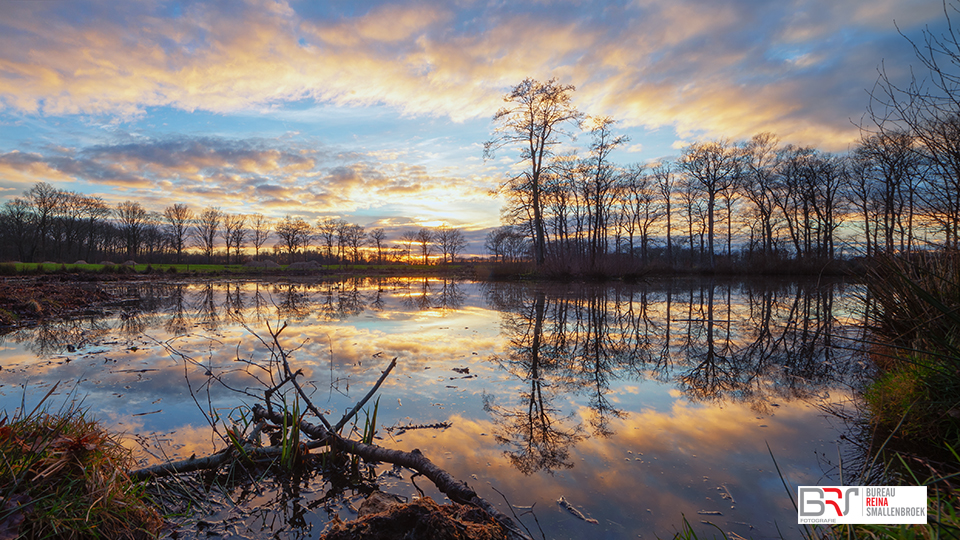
[582,116,628,264]
[116,201,147,261]
[739,133,780,259]
[345,224,366,263]
[250,213,270,261]
[222,213,247,265]
[316,217,342,261]
[652,162,675,263]
[399,230,418,263]
[868,1,960,248]
[3,198,35,262]
[854,130,921,253]
[485,78,584,267]
[437,225,468,263]
[164,204,193,264]
[193,207,223,263]
[415,227,434,265]
[80,195,109,262]
[141,211,167,263]
[678,139,742,268]
[25,182,64,262]
[275,216,311,263]
[368,228,387,264]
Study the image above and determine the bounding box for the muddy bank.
[0,277,115,327]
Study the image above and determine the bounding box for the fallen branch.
[136,326,530,539]
[250,403,529,540]
[130,439,328,481]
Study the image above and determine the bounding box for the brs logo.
[799,487,859,517]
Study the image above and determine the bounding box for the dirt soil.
[319,495,507,540]
[0,277,115,327]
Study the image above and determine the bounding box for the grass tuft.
[0,391,164,539]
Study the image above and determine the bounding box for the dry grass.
[0,392,163,539]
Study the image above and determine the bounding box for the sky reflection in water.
[0,277,866,539]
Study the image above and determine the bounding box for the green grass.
[0,262,464,275]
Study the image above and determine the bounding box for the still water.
[0,277,868,539]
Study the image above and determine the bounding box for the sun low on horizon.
[0,0,947,246]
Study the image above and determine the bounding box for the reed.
[863,252,960,443]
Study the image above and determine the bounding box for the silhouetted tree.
[274,216,312,263]
[164,203,192,264]
[193,207,222,263]
[678,139,741,268]
[250,213,270,261]
[415,227,434,265]
[437,224,467,263]
[116,201,147,261]
[485,78,584,267]
[368,227,386,264]
[222,213,246,265]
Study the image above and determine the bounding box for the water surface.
[0,277,867,539]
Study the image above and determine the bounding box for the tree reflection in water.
[483,279,862,474]
[483,291,586,474]
[0,278,864,486]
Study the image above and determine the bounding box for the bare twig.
[335,357,398,432]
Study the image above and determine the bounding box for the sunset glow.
[0,0,947,244]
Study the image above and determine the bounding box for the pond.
[0,277,869,539]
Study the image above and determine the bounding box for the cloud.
[0,0,944,151]
[0,134,501,226]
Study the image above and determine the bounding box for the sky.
[0,0,950,245]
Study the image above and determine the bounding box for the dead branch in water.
[132,323,531,540]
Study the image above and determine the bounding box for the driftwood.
[250,403,528,539]
[130,326,532,540]
[130,439,327,481]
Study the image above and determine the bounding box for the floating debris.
[385,421,452,436]
[557,496,598,524]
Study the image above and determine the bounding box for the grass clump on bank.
[0,388,163,539]
[864,252,960,444]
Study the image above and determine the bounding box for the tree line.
[0,187,468,266]
[484,77,959,273]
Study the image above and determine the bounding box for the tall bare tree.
[222,213,247,264]
[193,207,223,263]
[164,203,192,263]
[740,133,780,259]
[437,225,468,263]
[582,116,628,264]
[25,182,63,262]
[345,224,365,263]
[368,228,387,264]
[868,2,960,248]
[316,217,342,261]
[678,139,742,268]
[275,216,311,263]
[485,78,584,267]
[398,230,418,263]
[250,213,270,261]
[116,201,147,261]
[415,227,434,265]
[652,162,675,263]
